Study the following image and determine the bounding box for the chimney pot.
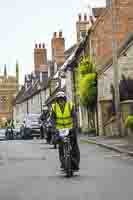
[78,14,81,21]
[39,43,41,48]
[42,43,45,48]
[35,44,38,48]
[53,32,57,37]
[90,16,94,25]
[84,14,87,21]
[59,31,62,37]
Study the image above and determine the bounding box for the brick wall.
[90,0,133,70]
[51,31,65,67]
[34,43,48,73]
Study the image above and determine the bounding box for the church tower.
[4,64,7,78]
[16,60,19,91]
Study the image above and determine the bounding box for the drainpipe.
[96,72,99,136]
[40,91,42,112]
[27,100,29,114]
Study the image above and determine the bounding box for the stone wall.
[104,116,119,136]
[98,42,133,135]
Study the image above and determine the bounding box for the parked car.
[13,123,23,139]
[0,129,6,140]
[21,113,41,139]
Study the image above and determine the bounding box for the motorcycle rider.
[5,119,14,138]
[40,104,51,142]
[51,91,80,171]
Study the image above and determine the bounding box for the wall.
[90,0,133,70]
[28,95,41,114]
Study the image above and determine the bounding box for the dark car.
[21,113,41,139]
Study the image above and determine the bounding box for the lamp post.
[40,91,42,113]
[110,0,122,136]
[38,85,42,113]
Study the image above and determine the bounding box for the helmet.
[42,105,48,111]
[55,91,65,99]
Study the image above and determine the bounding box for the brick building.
[34,43,48,81]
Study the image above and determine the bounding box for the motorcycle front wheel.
[64,143,73,177]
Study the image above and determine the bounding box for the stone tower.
[16,60,19,91]
[76,13,92,43]
[51,31,65,67]
[34,43,48,73]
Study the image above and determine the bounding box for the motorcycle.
[50,130,57,149]
[5,128,14,140]
[40,121,47,140]
[57,128,73,177]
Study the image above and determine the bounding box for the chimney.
[76,13,91,43]
[51,31,65,67]
[42,43,45,48]
[53,32,57,38]
[59,31,62,37]
[84,14,87,21]
[78,14,81,21]
[34,43,48,73]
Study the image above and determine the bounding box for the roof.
[92,7,106,18]
[15,79,48,104]
[64,44,77,60]
[62,39,86,71]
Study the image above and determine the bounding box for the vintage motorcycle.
[57,128,74,177]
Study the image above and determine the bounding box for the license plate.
[59,129,69,137]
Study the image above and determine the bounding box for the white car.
[21,113,41,139]
[0,129,6,140]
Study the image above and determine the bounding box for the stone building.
[98,34,133,136]
[0,63,19,126]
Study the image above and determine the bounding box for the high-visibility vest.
[52,101,73,129]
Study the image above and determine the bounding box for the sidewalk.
[80,134,133,156]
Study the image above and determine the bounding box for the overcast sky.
[0,0,105,83]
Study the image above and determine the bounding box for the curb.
[80,138,133,157]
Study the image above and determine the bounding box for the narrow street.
[0,139,132,199]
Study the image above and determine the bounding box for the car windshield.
[28,115,40,122]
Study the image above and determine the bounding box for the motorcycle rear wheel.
[66,156,73,177]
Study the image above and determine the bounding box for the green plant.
[79,73,97,108]
[88,128,96,134]
[125,115,133,130]
[79,57,97,129]
[79,57,96,77]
